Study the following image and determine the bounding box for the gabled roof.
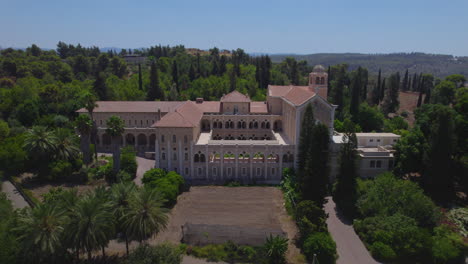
[153,101,203,128]
[220,91,251,103]
[76,101,183,113]
[268,85,316,106]
[194,101,221,113]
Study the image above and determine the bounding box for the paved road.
[1,180,29,209]
[324,197,379,264]
[135,156,154,186]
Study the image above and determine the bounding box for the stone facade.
[77,65,397,184]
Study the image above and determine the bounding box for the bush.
[295,200,327,241]
[431,225,466,264]
[188,242,264,263]
[117,170,133,183]
[125,243,182,264]
[302,232,337,264]
[263,235,288,264]
[142,169,184,205]
[120,146,137,178]
[48,160,73,180]
[369,242,396,261]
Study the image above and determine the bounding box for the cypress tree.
[301,123,330,206]
[380,78,386,103]
[424,86,431,104]
[412,73,419,91]
[417,77,424,107]
[189,63,196,81]
[402,69,409,91]
[333,120,358,217]
[350,69,361,120]
[93,72,107,100]
[423,107,455,202]
[196,53,201,78]
[229,70,236,92]
[172,61,179,92]
[138,64,143,90]
[147,60,163,101]
[291,60,299,85]
[297,104,315,171]
[219,55,227,76]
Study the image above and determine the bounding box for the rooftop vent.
[196,98,204,104]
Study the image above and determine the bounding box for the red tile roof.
[268,85,316,106]
[220,91,251,102]
[194,101,221,113]
[76,101,183,113]
[153,101,203,128]
[250,102,268,113]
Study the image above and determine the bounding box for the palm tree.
[80,91,98,160]
[64,192,115,260]
[122,187,169,244]
[106,116,125,175]
[16,203,67,263]
[54,128,80,161]
[75,114,93,164]
[24,126,58,176]
[110,182,137,255]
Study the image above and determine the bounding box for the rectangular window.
[370,160,375,168]
[376,160,382,168]
[369,139,374,142]
[377,139,381,142]
[256,168,261,176]
[242,167,246,175]
[198,168,202,176]
[213,167,217,176]
[185,168,189,175]
[161,135,165,142]
[227,167,232,176]
[388,160,394,169]
[173,153,177,160]
[162,153,166,160]
[185,153,188,161]
[271,168,275,175]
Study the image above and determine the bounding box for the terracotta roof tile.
[250,102,268,113]
[220,91,251,102]
[153,101,203,128]
[76,101,183,113]
[268,85,316,106]
[194,101,221,113]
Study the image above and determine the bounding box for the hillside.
[269,53,468,78]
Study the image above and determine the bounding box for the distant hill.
[269,53,468,78]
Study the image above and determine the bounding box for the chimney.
[157,108,161,120]
[196,98,204,104]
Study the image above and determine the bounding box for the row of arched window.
[193,152,294,164]
[314,76,326,85]
[212,134,272,140]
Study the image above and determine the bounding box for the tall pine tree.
[138,64,143,90]
[172,61,179,92]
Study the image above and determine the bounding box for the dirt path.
[324,197,379,264]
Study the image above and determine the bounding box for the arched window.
[254,122,258,129]
[249,121,253,129]
[161,135,165,142]
[321,77,325,84]
[225,121,230,128]
[162,152,166,160]
[242,121,246,129]
[218,122,222,129]
[194,154,199,162]
[213,122,218,129]
[200,154,206,162]
[266,122,270,129]
[316,76,320,84]
[261,122,265,129]
[283,154,289,163]
[238,121,242,129]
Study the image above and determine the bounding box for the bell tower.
[308,65,328,98]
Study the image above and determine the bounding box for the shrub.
[116,170,133,183]
[302,232,337,264]
[142,169,184,205]
[263,235,288,264]
[125,243,182,264]
[120,146,137,178]
[431,225,466,264]
[369,242,396,261]
[48,160,73,180]
[42,187,66,203]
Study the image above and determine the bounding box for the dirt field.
[152,186,305,263]
[397,91,425,126]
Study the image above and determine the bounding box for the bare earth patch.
[152,186,305,264]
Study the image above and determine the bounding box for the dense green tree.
[297,104,315,172]
[54,128,80,161]
[138,64,143,90]
[111,182,137,255]
[402,69,409,91]
[431,80,457,105]
[24,126,58,175]
[106,116,125,175]
[357,103,384,132]
[445,74,466,88]
[93,72,108,100]
[172,61,179,91]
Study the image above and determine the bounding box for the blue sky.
[1,0,467,55]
